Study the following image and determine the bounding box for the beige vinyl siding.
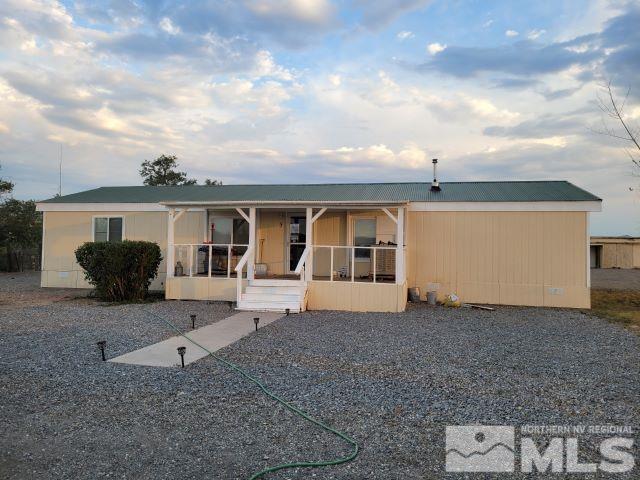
[312,211,347,278]
[307,281,407,312]
[406,211,589,308]
[165,277,243,301]
[257,210,286,275]
[41,210,204,290]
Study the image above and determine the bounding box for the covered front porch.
[164,203,408,312]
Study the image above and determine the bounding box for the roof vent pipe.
[431,158,441,191]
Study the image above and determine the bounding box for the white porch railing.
[312,245,400,283]
[172,243,249,278]
[294,246,311,281]
[234,246,254,302]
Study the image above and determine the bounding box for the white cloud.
[527,29,546,40]
[330,70,520,126]
[207,77,294,117]
[159,17,180,35]
[246,0,335,25]
[427,42,446,55]
[397,30,414,40]
[461,95,520,121]
[253,50,294,81]
[328,74,341,86]
[528,136,568,147]
[318,144,429,169]
[505,30,519,37]
[482,19,494,28]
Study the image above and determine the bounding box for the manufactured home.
[36,179,601,312]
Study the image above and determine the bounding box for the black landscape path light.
[177,346,186,368]
[96,340,106,361]
[190,314,196,329]
[253,317,260,331]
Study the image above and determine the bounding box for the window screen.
[94,218,108,242]
[108,218,122,242]
[94,217,123,242]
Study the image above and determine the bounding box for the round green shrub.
[75,240,162,301]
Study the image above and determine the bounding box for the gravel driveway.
[1,273,639,479]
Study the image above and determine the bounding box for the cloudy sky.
[1,0,639,234]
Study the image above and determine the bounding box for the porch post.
[395,206,405,284]
[306,207,313,281]
[248,207,256,281]
[167,208,175,278]
[202,210,208,242]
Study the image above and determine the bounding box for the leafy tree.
[140,154,197,186]
[0,199,42,271]
[204,178,223,186]
[0,164,14,197]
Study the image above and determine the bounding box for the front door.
[287,215,307,273]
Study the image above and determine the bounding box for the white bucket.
[427,291,437,305]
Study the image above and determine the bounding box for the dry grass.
[591,289,640,333]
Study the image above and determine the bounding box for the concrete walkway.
[109,311,283,367]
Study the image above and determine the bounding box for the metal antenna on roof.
[58,144,62,197]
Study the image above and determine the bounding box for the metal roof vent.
[431,158,441,191]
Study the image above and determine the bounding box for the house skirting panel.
[307,281,407,312]
[165,277,245,301]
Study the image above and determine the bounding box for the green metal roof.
[40,181,601,204]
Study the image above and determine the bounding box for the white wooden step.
[250,279,305,287]
[237,300,302,313]
[245,285,305,295]
[241,293,301,302]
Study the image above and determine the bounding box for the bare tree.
[593,80,640,178]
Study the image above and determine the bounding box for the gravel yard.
[1,273,639,479]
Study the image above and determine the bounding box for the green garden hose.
[147,310,359,479]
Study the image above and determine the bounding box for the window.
[211,217,232,244]
[94,217,123,242]
[354,218,376,259]
[232,218,249,244]
[210,217,249,244]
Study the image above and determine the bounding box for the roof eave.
[159,200,410,207]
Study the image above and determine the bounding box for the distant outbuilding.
[590,236,640,269]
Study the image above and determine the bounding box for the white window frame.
[92,216,125,242]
